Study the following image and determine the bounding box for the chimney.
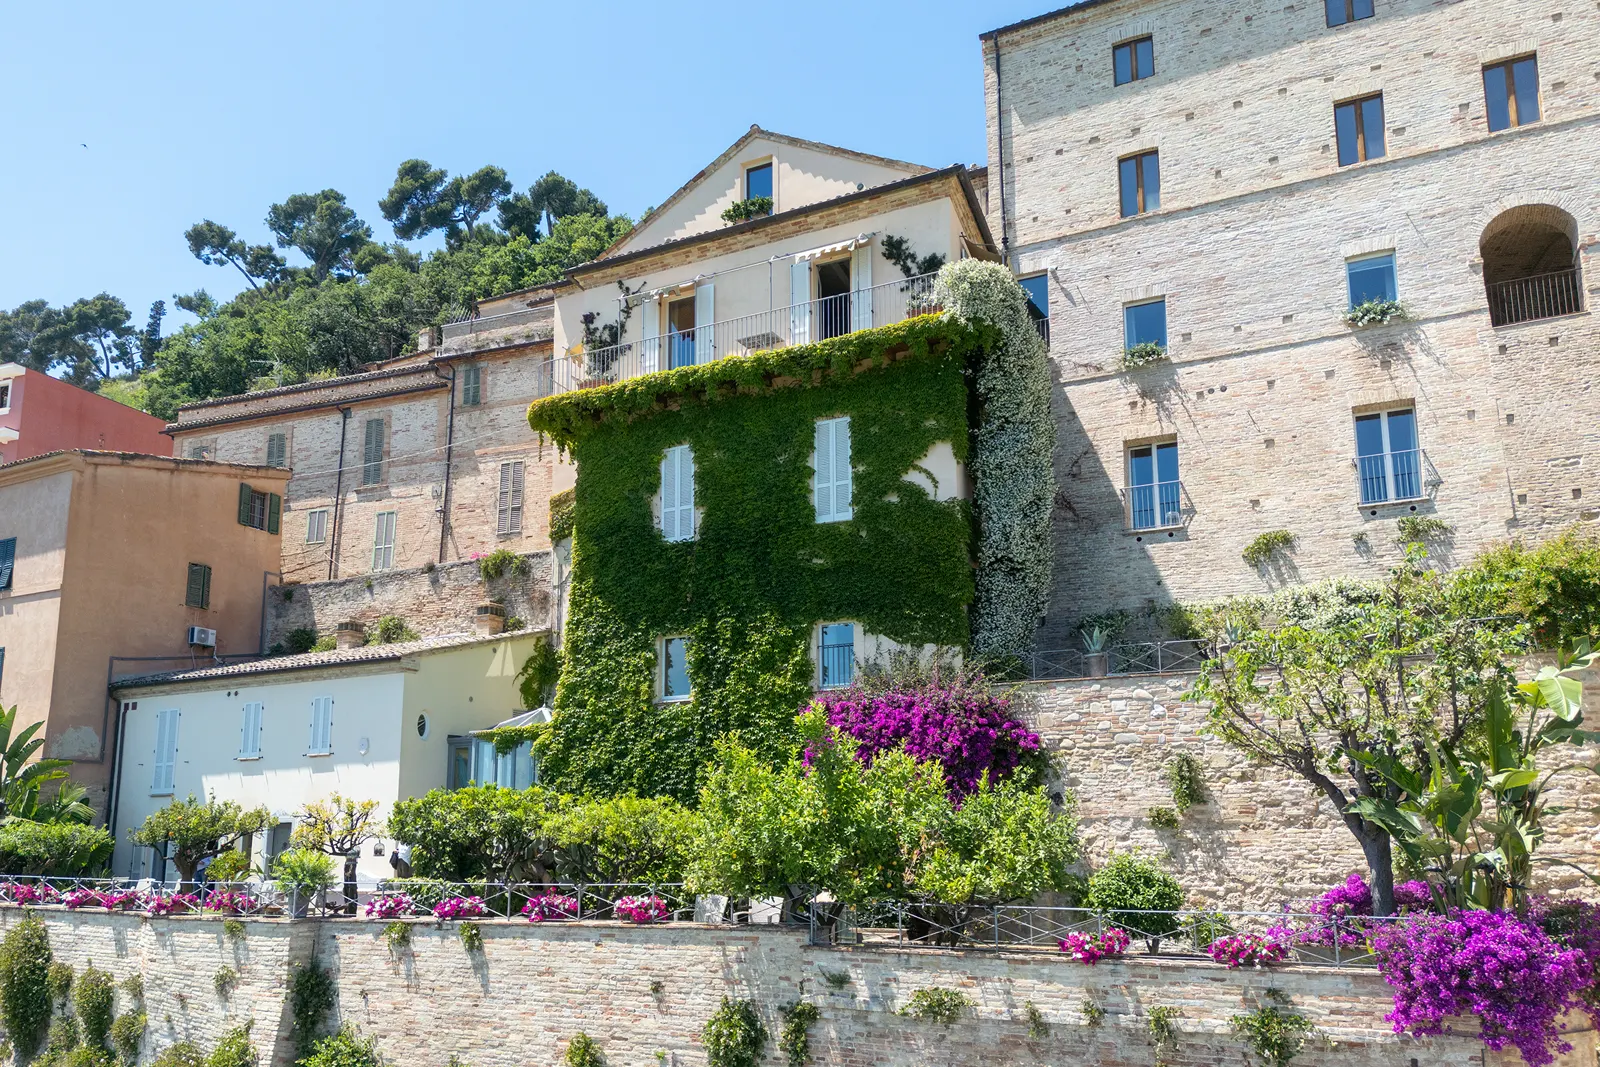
[417,326,437,352]
[334,620,367,650]
[474,601,507,637]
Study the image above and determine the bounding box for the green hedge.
[0,821,114,877]
[528,317,981,800]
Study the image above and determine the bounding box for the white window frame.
[305,508,329,545]
[817,623,857,691]
[372,511,397,571]
[0,379,11,414]
[308,696,333,756]
[151,708,179,795]
[239,702,263,760]
[1355,407,1423,505]
[497,461,525,536]
[1345,251,1397,309]
[659,636,692,703]
[813,416,853,524]
[660,444,696,543]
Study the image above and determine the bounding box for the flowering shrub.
[1058,928,1131,964]
[202,891,259,915]
[816,677,1043,799]
[1531,897,1600,1007]
[615,895,670,924]
[4,883,59,905]
[63,889,121,910]
[432,896,488,921]
[365,893,415,919]
[1270,873,1434,948]
[1207,933,1289,969]
[146,893,200,916]
[523,892,579,923]
[1371,910,1591,1067]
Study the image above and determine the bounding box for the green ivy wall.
[528,317,986,800]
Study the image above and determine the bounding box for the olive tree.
[128,796,270,891]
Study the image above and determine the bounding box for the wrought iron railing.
[819,642,855,690]
[1355,448,1424,505]
[1122,480,1186,531]
[1022,638,1211,681]
[1486,267,1584,327]
[537,271,940,396]
[440,305,554,343]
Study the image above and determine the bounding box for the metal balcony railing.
[819,642,855,690]
[1122,480,1186,531]
[1486,267,1584,327]
[1355,448,1424,506]
[537,272,940,396]
[1020,638,1211,681]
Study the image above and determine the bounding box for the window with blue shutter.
[152,708,179,794]
[0,537,14,590]
[240,702,263,759]
[309,696,333,754]
[660,445,695,542]
[813,417,853,523]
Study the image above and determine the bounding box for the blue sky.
[0,0,1054,330]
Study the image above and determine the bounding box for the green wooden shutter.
[0,537,14,590]
[185,564,212,609]
[267,494,282,534]
[238,483,254,525]
[363,419,385,485]
[201,565,211,609]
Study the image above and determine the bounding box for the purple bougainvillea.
[1371,910,1591,1067]
[814,677,1042,799]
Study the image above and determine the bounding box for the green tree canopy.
[266,189,373,281]
[127,796,270,890]
[380,160,511,248]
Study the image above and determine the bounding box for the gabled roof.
[598,125,933,262]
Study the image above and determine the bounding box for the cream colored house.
[108,630,545,883]
[534,126,995,391]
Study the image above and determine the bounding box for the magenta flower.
[523,892,579,923]
[1207,933,1289,969]
[1058,928,1131,963]
[433,896,488,921]
[614,895,669,924]
[365,893,415,919]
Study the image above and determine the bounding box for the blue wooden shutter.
[660,447,679,541]
[851,244,873,331]
[153,709,178,793]
[813,420,833,521]
[832,417,853,520]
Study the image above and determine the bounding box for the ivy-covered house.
[527,263,1054,801]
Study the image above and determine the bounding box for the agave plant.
[1080,627,1109,653]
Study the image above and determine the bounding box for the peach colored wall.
[0,469,73,748]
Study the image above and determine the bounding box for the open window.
[818,623,856,690]
[1355,407,1422,505]
[1126,441,1181,531]
[815,258,852,340]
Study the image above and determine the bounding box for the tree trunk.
[1357,829,1396,916]
[343,853,359,915]
[175,859,199,896]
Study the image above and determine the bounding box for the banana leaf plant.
[0,705,72,822]
[1348,642,1597,913]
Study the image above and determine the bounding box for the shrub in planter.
[147,893,200,916]
[1058,928,1131,964]
[1207,933,1289,969]
[1345,299,1408,327]
[202,891,259,916]
[523,892,578,922]
[1120,341,1168,369]
[273,848,335,908]
[206,849,253,885]
[1085,852,1184,939]
[364,893,414,920]
[432,896,488,921]
[615,895,670,923]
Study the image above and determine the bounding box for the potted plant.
[1082,626,1110,678]
[272,848,335,918]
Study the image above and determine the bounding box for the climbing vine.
[0,912,54,1059]
[529,316,979,800]
[702,998,768,1067]
[1231,994,1316,1067]
[778,1001,820,1067]
[933,260,1055,660]
[75,966,115,1049]
[288,961,337,1059]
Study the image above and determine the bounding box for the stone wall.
[265,553,553,649]
[1027,664,1600,908]
[11,906,1590,1067]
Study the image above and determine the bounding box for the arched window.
[1480,205,1584,326]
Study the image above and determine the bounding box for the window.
[667,295,697,370]
[0,537,13,591]
[660,445,696,542]
[1119,151,1160,217]
[461,365,482,406]
[305,509,329,545]
[188,443,215,461]
[266,433,287,468]
[1335,94,1386,165]
[661,637,691,701]
[1484,55,1540,132]
[239,702,263,759]
[184,563,212,609]
[744,162,774,211]
[152,708,179,794]
[0,381,10,412]
[819,624,855,690]
[813,417,853,523]
[1325,0,1374,27]
[1127,442,1181,530]
[372,511,396,571]
[416,713,429,739]
[1124,298,1169,349]
[497,461,525,536]
[1113,36,1154,85]
[1019,274,1050,344]
[1346,252,1397,308]
[237,484,281,533]
[308,696,333,755]
[362,418,385,486]
[1355,408,1421,504]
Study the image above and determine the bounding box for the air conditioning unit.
[187,626,217,647]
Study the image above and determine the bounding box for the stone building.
[165,304,569,585]
[981,0,1599,651]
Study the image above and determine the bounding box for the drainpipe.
[991,35,1012,271]
[329,407,351,580]
[104,662,128,834]
[435,361,458,562]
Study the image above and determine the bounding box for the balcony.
[1355,448,1434,506]
[540,272,940,395]
[1121,480,1187,531]
[1486,267,1584,327]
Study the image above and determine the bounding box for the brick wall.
[1027,664,1600,908]
[265,553,552,649]
[13,907,1588,1067]
[982,0,1600,646]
